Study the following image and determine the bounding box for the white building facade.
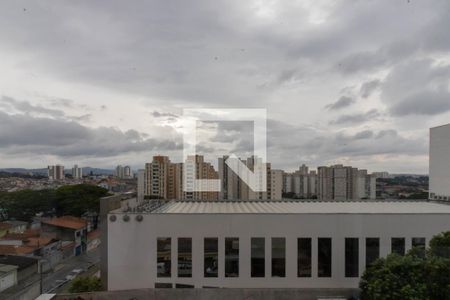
[430,123,450,201]
[107,200,450,290]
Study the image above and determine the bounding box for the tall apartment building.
[283,166,318,198]
[71,164,83,179]
[144,156,171,199]
[218,156,281,201]
[48,165,64,181]
[116,165,132,179]
[137,169,145,201]
[183,155,218,201]
[318,165,376,200]
[429,123,450,201]
[124,166,132,179]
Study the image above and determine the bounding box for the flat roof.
[145,200,450,214]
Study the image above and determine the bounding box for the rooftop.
[141,200,450,214]
[0,255,38,270]
[42,216,87,230]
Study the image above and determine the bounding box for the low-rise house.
[4,221,27,234]
[0,264,18,292]
[0,255,38,283]
[41,216,87,256]
[0,223,12,238]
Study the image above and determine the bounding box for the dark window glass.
[155,283,172,288]
[345,238,359,277]
[318,238,332,277]
[365,238,380,266]
[225,238,239,277]
[204,238,218,277]
[251,238,265,277]
[412,237,426,257]
[175,284,194,288]
[298,238,312,277]
[391,238,405,256]
[272,238,286,277]
[178,238,192,277]
[157,237,171,277]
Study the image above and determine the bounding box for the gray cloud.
[1,96,65,118]
[329,109,381,125]
[325,96,355,110]
[0,111,181,158]
[360,79,381,98]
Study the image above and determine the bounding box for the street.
[42,247,100,293]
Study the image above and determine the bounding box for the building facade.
[71,164,83,179]
[106,200,450,290]
[47,165,64,181]
[429,123,450,201]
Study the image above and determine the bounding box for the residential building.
[218,156,278,200]
[137,169,145,201]
[429,123,450,201]
[105,200,450,291]
[318,165,376,200]
[144,156,171,199]
[41,216,87,256]
[283,166,318,199]
[0,255,38,283]
[183,155,218,201]
[0,264,18,292]
[124,166,132,179]
[47,165,64,181]
[71,164,83,179]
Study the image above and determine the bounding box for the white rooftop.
[147,200,450,214]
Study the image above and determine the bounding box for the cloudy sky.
[1,0,450,173]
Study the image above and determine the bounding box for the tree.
[360,231,450,300]
[55,184,109,216]
[69,276,102,293]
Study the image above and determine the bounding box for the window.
[225,238,239,277]
[345,238,359,277]
[178,238,192,277]
[204,238,218,277]
[272,238,286,277]
[298,238,312,277]
[251,238,265,277]
[175,284,194,288]
[155,283,172,288]
[391,238,405,256]
[365,238,380,266]
[318,238,332,277]
[157,237,171,277]
[412,237,426,257]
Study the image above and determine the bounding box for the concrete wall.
[107,212,450,290]
[54,288,358,300]
[430,124,450,201]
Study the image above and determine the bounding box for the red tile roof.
[87,229,100,241]
[0,245,35,255]
[42,216,87,230]
[0,222,12,230]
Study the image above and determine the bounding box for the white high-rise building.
[124,166,132,179]
[429,123,450,201]
[48,165,65,181]
[72,164,83,179]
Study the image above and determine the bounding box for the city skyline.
[1,1,450,173]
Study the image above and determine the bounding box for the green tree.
[360,231,450,300]
[68,276,103,293]
[55,184,109,216]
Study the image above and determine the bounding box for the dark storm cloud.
[325,96,355,110]
[0,111,181,157]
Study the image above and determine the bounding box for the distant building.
[372,172,389,179]
[124,166,132,179]
[283,165,317,198]
[317,165,376,200]
[47,165,64,181]
[218,156,279,201]
[137,169,145,201]
[429,123,450,201]
[71,164,83,179]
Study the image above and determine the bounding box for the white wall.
[430,124,450,200]
[108,212,450,290]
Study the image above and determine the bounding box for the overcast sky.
[1,0,450,173]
